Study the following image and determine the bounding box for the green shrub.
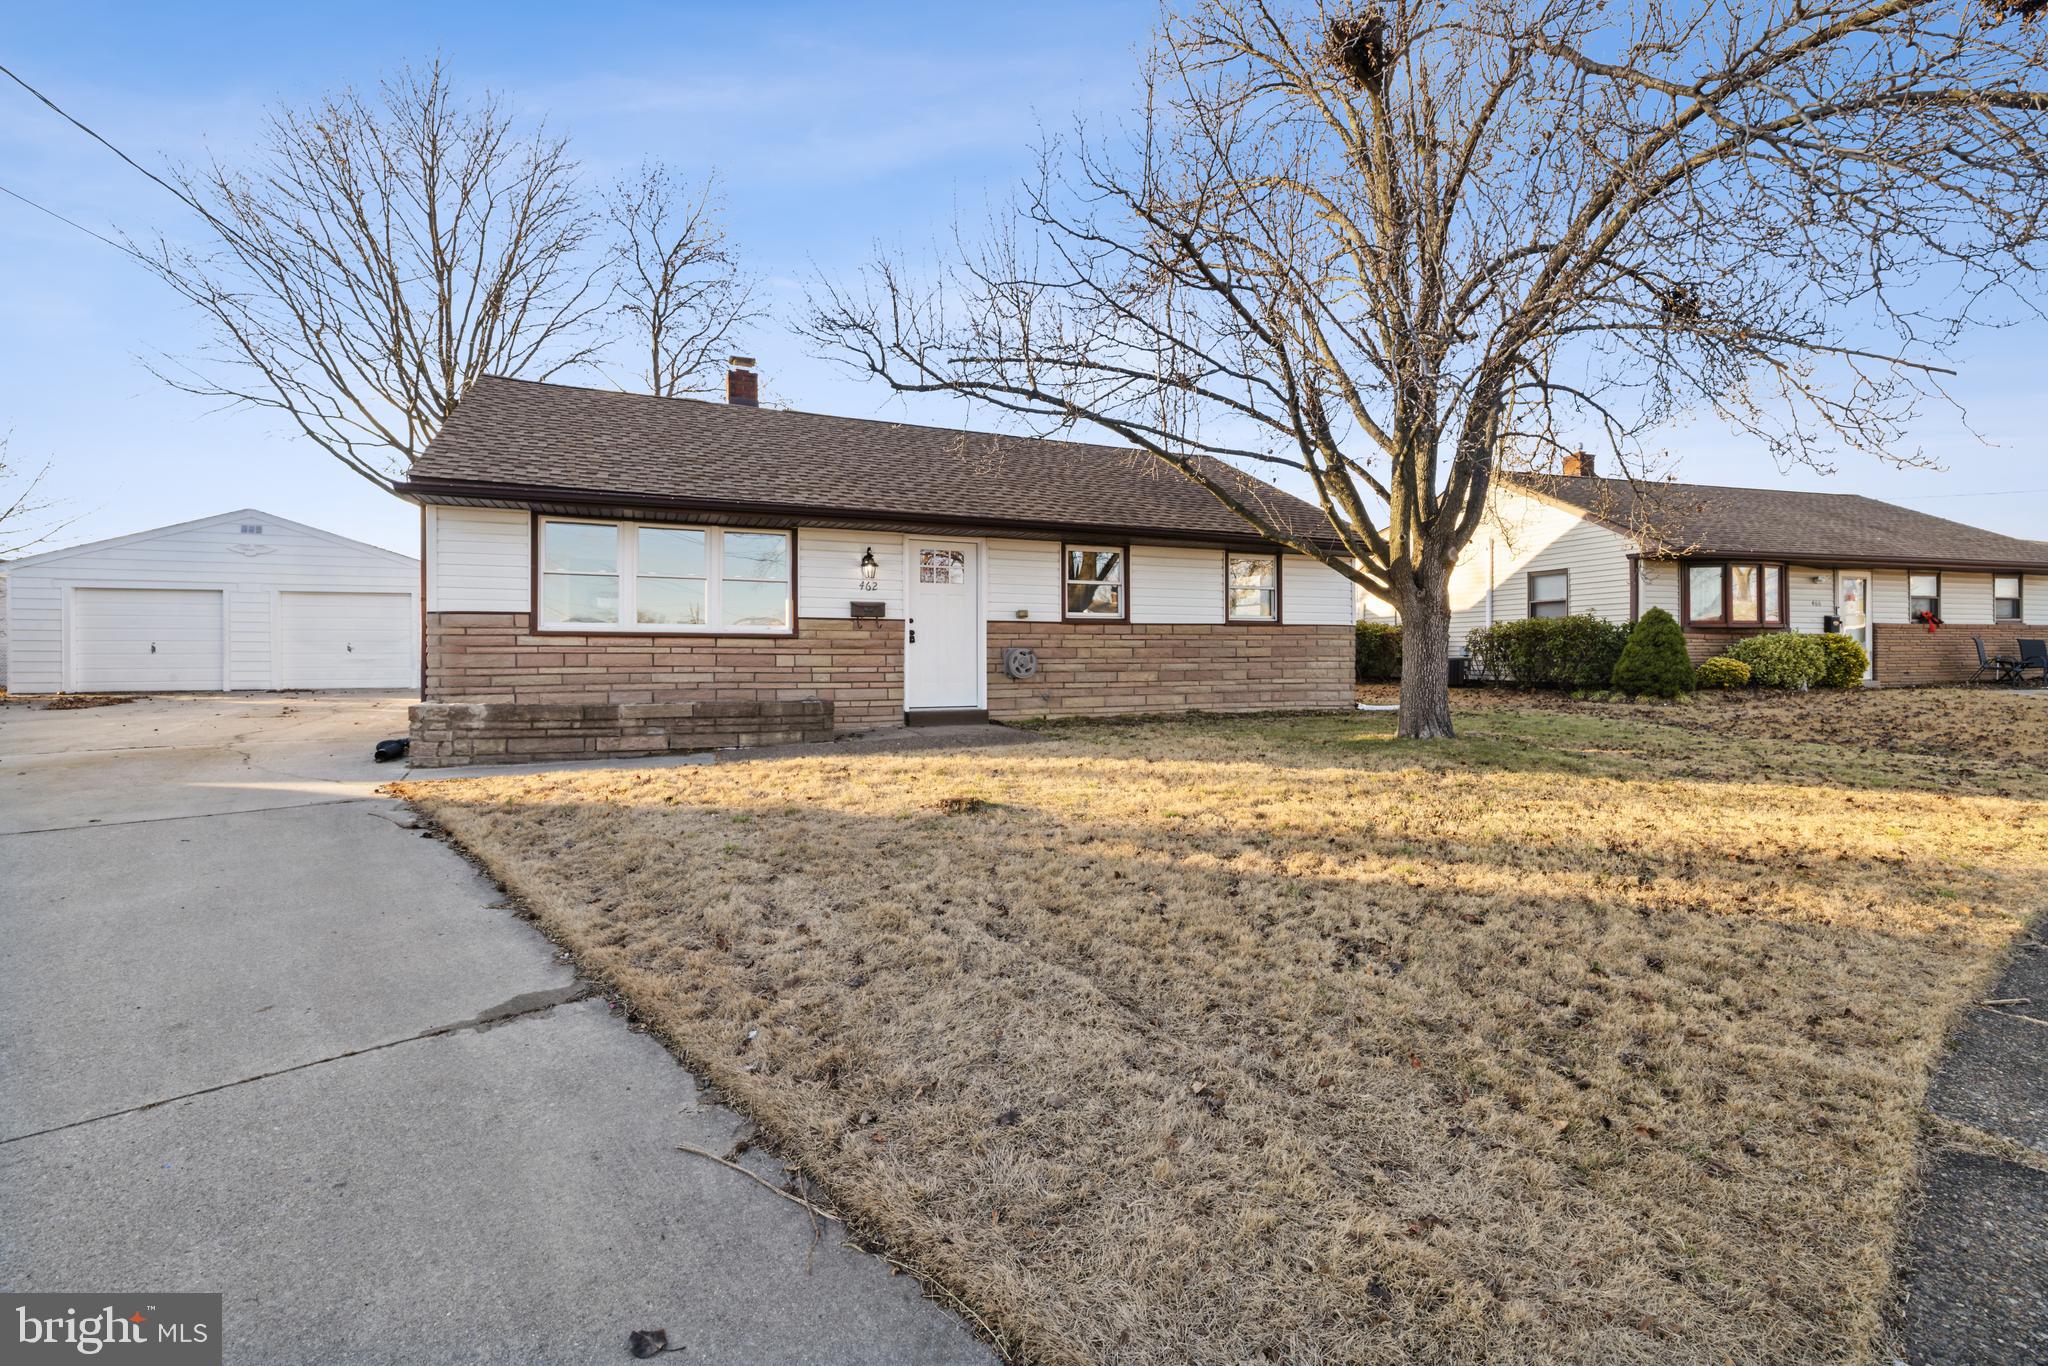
[1725,632,1829,689]
[1817,632,1868,688]
[1695,656,1752,689]
[1354,621,1402,682]
[1609,607,1695,697]
[1465,614,1633,689]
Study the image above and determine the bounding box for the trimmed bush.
[1465,614,1633,690]
[1695,656,1753,689]
[1610,607,1695,697]
[1725,632,1829,689]
[1354,621,1402,682]
[1818,631,1869,688]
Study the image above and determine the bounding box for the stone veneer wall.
[1681,627,1782,665]
[417,613,1354,760]
[423,612,903,729]
[409,699,833,767]
[1871,624,2028,686]
[986,621,1354,720]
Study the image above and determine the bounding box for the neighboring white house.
[1360,459,2048,685]
[1,509,419,694]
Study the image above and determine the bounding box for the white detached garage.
[1,509,418,694]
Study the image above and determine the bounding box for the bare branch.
[132,60,611,490]
[803,0,2048,737]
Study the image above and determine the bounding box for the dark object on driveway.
[373,738,410,763]
[628,1328,673,1358]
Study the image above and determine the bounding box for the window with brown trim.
[1994,575,2022,622]
[536,516,790,633]
[1063,544,1127,619]
[1527,569,1568,619]
[1908,571,1941,622]
[1684,561,1785,626]
[1226,552,1279,622]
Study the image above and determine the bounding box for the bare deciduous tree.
[805,0,2048,737]
[605,162,757,397]
[140,60,609,490]
[0,436,72,559]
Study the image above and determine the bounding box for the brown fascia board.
[1633,548,2048,572]
[394,476,1350,555]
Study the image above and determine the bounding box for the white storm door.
[71,588,225,691]
[1836,572,1874,679]
[279,592,416,688]
[904,541,979,710]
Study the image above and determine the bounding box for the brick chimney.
[1562,449,1595,477]
[725,356,759,407]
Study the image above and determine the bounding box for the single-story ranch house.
[396,372,1357,766]
[1361,453,2048,684]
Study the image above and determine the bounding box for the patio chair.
[1973,635,2023,685]
[2018,639,2048,687]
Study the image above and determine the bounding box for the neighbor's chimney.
[1562,449,1595,477]
[725,356,759,407]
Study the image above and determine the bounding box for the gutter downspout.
[1485,541,1496,630]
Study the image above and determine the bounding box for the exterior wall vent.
[240,523,265,534]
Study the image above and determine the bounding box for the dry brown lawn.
[394,687,2047,1365]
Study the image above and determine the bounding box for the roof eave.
[1636,547,2048,572]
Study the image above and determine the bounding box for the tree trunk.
[1396,576,1456,739]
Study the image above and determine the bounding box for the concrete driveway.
[0,693,988,1365]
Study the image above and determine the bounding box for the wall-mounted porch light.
[860,547,878,586]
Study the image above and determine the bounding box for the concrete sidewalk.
[0,693,989,1364]
[1897,933,2048,1365]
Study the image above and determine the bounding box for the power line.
[0,181,139,258]
[0,61,210,221]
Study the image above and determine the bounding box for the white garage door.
[72,588,225,691]
[279,592,414,688]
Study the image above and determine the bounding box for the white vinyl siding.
[985,538,1062,621]
[1939,572,1993,624]
[1871,569,1910,624]
[1445,487,1635,652]
[797,530,905,619]
[1131,545,1224,624]
[2,510,417,695]
[425,506,530,612]
[1638,561,1680,619]
[1786,566,1834,633]
[1281,556,1358,625]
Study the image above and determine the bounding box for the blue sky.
[4,0,2044,557]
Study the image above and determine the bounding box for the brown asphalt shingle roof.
[401,376,1338,547]
[1511,473,2048,570]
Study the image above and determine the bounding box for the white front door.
[1836,571,1874,680]
[279,591,416,688]
[904,540,979,711]
[71,588,225,691]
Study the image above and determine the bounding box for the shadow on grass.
[1018,701,2037,798]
